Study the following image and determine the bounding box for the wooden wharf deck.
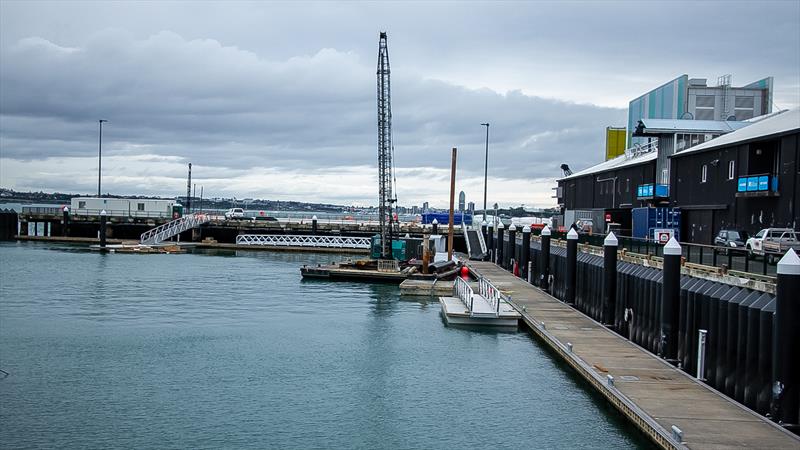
[469,261,800,450]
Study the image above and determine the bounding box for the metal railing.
[235,234,371,249]
[534,230,778,277]
[454,276,474,311]
[140,213,210,245]
[478,277,502,315]
[21,206,64,215]
[377,259,400,272]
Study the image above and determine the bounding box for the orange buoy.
[460,266,469,279]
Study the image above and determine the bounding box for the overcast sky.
[1,1,799,208]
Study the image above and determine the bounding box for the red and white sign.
[654,229,674,244]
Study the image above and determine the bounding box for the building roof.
[559,150,657,181]
[671,109,799,158]
[634,118,749,135]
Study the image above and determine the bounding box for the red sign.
[605,213,612,222]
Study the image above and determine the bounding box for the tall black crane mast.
[376,32,397,259]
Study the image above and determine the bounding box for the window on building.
[695,95,716,120]
[734,96,755,120]
[137,203,145,211]
[728,160,735,180]
[701,164,708,183]
[78,201,86,209]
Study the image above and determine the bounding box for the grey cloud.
[1,28,622,182]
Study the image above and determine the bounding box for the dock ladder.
[140,213,210,245]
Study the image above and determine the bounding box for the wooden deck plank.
[468,261,799,450]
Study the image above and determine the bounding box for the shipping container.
[631,207,681,241]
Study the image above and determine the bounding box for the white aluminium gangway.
[439,276,520,326]
[140,213,210,245]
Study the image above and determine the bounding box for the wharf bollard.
[520,225,531,280]
[566,228,578,304]
[540,225,551,292]
[660,237,681,361]
[62,206,70,237]
[774,248,800,426]
[495,222,505,266]
[432,218,438,235]
[506,224,516,270]
[481,220,489,260]
[312,215,318,235]
[99,209,107,248]
[603,232,618,326]
[487,222,494,262]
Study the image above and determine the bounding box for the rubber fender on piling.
[714,287,742,391]
[678,277,701,369]
[704,284,736,388]
[724,289,752,397]
[756,297,776,415]
[743,292,773,410]
[734,290,763,403]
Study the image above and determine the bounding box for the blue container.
[632,207,681,241]
[421,212,473,226]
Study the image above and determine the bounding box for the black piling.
[62,206,70,237]
[487,222,494,262]
[566,228,578,304]
[432,218,439,235]
[495,222,505,266]
[506,224,516,270]
[774,249,800,426]
[603,232,618,326]
[312,215,318,235]
[660,237,681,361]
[520,225,531,280]
[540,225,551,292]
[99,210,108,248]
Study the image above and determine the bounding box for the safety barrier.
[235,234,371,249]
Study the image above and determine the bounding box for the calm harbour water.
[0,242,648,449]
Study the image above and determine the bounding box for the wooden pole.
[448,147,457,261]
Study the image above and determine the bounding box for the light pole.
[98,119,108,197]
[480,123,490,222]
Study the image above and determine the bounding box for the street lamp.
[480,123,490,222]
[98,119,108,197]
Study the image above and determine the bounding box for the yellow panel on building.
[605,127,627,160]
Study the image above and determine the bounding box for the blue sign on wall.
[737,178,748,192]
[738,175,773,193]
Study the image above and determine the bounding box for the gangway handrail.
[478,277,502,315]
[140,213,210,245]
[236,234,371,249]
[454,276,474,311]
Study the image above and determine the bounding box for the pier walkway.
[469,261,800,449]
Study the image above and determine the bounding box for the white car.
[745,227,800,263]
[224,208,245,219]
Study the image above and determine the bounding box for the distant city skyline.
[1,1,798,208]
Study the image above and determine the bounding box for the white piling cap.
[312,215,317,220]
[481,220,488,226]
[604,231,618,246]
[567,228,579,240]
[100,209,107,216]
[777,248,800,275]
[63,206,69,212]
[405,233,410,238]
[541,225,551,236]
[432,218,438,225]
[523,225,531,233]
[497,222,505,229]
[663,237,682,255]
[509,224,517,231]
[488,221,494,228]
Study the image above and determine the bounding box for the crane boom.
[377,32,397,259]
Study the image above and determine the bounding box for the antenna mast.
[377,32,397,259]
